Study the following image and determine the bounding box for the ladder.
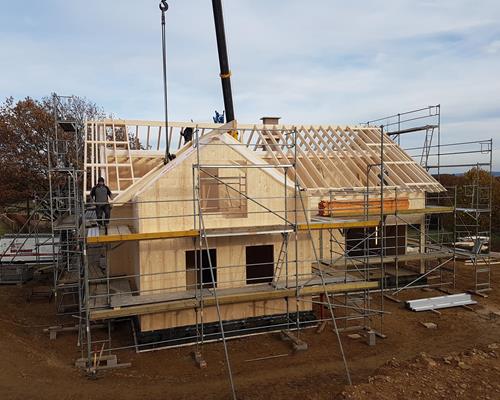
[272,234,289,288]
[420,126,435,169]
[471,238,491,293]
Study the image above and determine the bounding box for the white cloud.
[485,40,500,54]
[1,0,499,168]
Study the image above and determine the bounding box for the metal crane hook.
[159,0,169,12]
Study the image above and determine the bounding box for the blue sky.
[1,0,499,168]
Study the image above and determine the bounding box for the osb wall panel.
[137,233,314,295]
[107,203,137,283]
[108,241,138,278]
[107,203,133,225]
[134,139,295,234]
[136,232,317,331]
[140,297,312,332]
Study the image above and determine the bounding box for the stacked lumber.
[318,198,409,217]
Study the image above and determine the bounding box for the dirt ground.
[1,262,499,400]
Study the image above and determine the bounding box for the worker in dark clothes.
[181,127,194,144]
[90,177,113,234]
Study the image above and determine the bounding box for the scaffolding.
[0,194,55,284]
[65,117,469,397]
[0,94,84,294]
[364,106,493,296]
[48,95,86,322]
[35,101,496,399]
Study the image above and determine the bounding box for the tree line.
[438,169,500,235]
[0,95,106,207]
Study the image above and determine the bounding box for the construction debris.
[420,322,438,329]
[280,330,308,352]
[244,354,289,363]
[383,294,402,303]
[406,293,477,312]
[44,324,79,340]
[75,354,131,371]
[316,321,328,334]
[347,333,362,340]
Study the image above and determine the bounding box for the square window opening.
[246,245,274,284]
[186,249,217,289]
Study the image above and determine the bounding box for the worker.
[181,127,194,144]
[90,177,113,234]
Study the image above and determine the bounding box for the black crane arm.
[211,0,235,124]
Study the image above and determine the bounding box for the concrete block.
[366,330,376,346]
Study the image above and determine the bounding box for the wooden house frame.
[83,119,452,337]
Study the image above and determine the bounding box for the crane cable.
[160,0,174,164]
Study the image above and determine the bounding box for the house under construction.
[38,98,491,385]
[0,2,493,397]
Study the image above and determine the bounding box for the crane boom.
[211,0,235,123]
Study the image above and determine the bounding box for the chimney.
[260,117,281,150]
[261,116,281,126]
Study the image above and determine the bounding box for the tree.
[462,167,500,234]
[0,97,53,205]
[0,95,108,207]
[44,94,107,170]
[435,168,499,245]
